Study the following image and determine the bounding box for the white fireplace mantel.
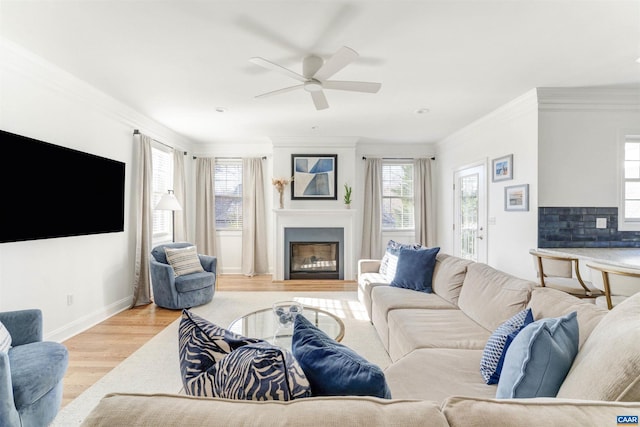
[274,209,357,281]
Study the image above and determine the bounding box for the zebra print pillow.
[178,310,311,400]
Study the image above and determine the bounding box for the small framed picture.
[291,154,338,200]
[505,184,529,211]
[492,154,513,182]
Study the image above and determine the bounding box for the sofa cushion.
[390,246,440,292]
[458,263,535,332]
[379,240,422,282]
[442,396,640,427]
[357,272,389,320]
[165,246,205,276]
[432,254,473,306]
[496,311,578,399]
[292,315,391,398]
[384,348,497,402]
[526,287,607,349]
[81,393,450,427]
[480,308,534,385]
[0,321,11,353]
[9,341,69,409]
[174,272,216,293]
[557,292,640,401]
[370,287,456,351]
[387,309,491,362]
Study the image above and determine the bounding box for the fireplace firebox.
[289,241,339,280]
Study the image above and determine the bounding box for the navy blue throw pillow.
[291,314,391,399]
[390,246,440,293]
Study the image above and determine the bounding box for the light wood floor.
[60,275,356,407]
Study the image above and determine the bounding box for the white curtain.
[195,157,217,256]
[241,158,268,276]
[132,132,153,307]
[414,158,436,247]
[173,149,187,242]
[360,158,383,259]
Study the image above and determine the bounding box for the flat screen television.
[1,129,125,243]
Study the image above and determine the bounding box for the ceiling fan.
[249,46,382,110]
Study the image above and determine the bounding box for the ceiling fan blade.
[311,90,329,110]
[313,46,358,81]
[255,84,304,98]
[323,80,382,93]
[249,57,307,82]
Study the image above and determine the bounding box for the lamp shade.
[155,191,183,211]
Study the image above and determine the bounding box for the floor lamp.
[155,190,183,242]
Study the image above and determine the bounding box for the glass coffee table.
[228,305,345,349]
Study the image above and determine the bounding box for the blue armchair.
[150,243,217,309]
[0,309,68,427]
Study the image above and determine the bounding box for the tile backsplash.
[538,207,640,248]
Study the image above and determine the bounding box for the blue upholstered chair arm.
[0,353,19,426]
[0,309,42,346]
[198,254,217,274]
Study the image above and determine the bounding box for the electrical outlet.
[67,294,73,306]
[596,218,607,229]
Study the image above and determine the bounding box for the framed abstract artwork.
[291,154,337,200]
[492,154,513,182]
[504,184,529,211]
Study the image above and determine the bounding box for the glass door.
[453,163,487,262]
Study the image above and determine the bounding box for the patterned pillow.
[0,321,11,353]
[165,246,204,276]
[379,240,422,282]
[178,310,311,400]
[480,308,534,384]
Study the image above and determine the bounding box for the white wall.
[435,90,539,280]
[538,88,640,207]
[0,40,193,340]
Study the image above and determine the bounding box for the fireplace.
[284,226,344,280]
[289,242,339,280]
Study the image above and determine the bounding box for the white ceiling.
[1,1,639,145]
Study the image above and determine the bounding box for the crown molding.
[436,89,538,151]
[537,86,640,111]
[0,37,194,150]
[270,136,359,148]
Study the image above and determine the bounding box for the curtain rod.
[133,129,187,155]
[362,156,436,160]
[192,156,267,160]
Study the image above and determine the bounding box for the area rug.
[52,291,391,426]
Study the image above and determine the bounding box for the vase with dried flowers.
[272,176,293,209]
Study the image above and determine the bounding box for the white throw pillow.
[0,321,11,353]
[165,246,205,277]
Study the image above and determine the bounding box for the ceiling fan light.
[304,81,323,92]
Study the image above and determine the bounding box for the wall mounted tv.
[1,129,125,243]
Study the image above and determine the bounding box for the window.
[382,162,414,230]
[215,160,242,230]
[620,133,640,230]
[152,145,174,243]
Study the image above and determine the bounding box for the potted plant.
[343,183,352,209]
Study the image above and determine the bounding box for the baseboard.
[45,296,132,343]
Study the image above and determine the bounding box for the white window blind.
[623,134,640,223]
[215,160,243,230]
[382,162,415,230]
[152,146,173,242]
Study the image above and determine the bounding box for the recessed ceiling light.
[636,57,640,64]
[415,108,430,114]
[215,107,227,113]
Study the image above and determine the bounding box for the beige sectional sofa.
[82,252,640,426]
